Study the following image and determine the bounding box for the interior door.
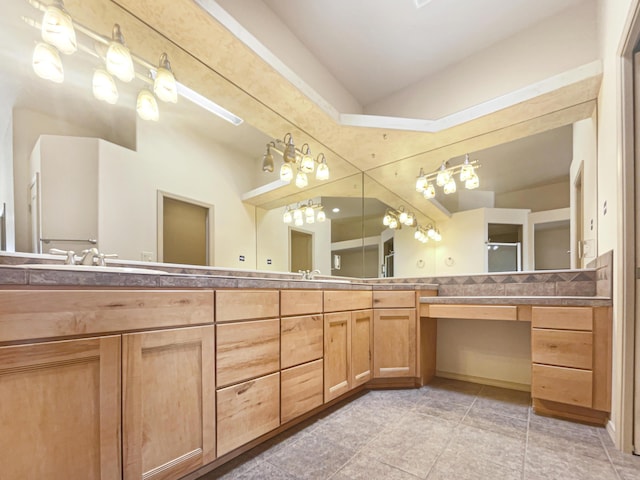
[634,50,640,454]
[290,229,312,272]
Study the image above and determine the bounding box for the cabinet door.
[217,372,280,456]
[373,308,416,378]
[351,309,373,387]
[0,336,121,480]
[123,326,215,480]
[324,311,351,402]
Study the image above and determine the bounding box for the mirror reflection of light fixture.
[383,206,416,230]
[92,68,118,104]
[262,133,330,187]
[262,141,275,173]
[153,53,178,103]
[32,42,64,83]
[106,24,135,82]
[416,154,481,198]
[136,87,159,121]
[41,0,77,55]
[283,200,326,225]
[413,223,442,243]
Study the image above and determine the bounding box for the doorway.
[574,167,584,268]
[290,229,312,273]
[157,191,213,265]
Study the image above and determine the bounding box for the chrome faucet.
[79,248,118,266]
[298,269,321,280]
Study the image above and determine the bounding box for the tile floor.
[200,378,640,480]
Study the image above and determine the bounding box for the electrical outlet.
[141,251,153,262]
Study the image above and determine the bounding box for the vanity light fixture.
[92,68,118,104]
[40,0,76,55]
[283,201,326,225]
[105,24,134,82]
[32,42,64,83]
[136,87,159,121]
[263,133,331,188]
[414,223,442,243]
[153,53,178,103]
[383,206,416,230]
[416,154,481,198]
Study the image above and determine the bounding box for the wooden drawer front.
[324,290,372,313]
[532,329,593,369]
[216,319,280,387]
[532,364,593,408]
[215,290,279,322]
[426,304,517,321]
[281,359,323,424]
[281,315,323,369]
[531,307,593,331]
[373,290,415,308]
[281,290,323,316]
[0,290,214,342]
[216,372,280,456]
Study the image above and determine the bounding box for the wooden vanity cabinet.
[122,325,216,480]
[215,289,281,457]
[324,311,352,401]
[373,291,417,379]
[0,336,121,480]
[530,306,612,424]
[280,290,324,423]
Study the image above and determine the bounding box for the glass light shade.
[465,172,479,190]
[136,89,159,121]
[92,68,118,104]
[423,183,436,199]
[304,205,315,218]
[41,5,77,55]
[300,154,315,173]
[434,231,442,241]
[262,149,274,173]
[398,210,408,225]
[283,209,292,224]
[316,161,329,181]
[382,213,391,226]
[283,143,296,163]
[280,163,293,182]
[405,212,415,226]
[316,210,326,222]
[443,177,457,194]
[106,30,134,82]
[306,214,315,224]
[294,216,304,227]
[154,67,178,103]
[295,171,308,188]
[436,165,450,187]
[389,217,399,229]
[32,43,64,83]
[293,208,303,221]
[414,229,421,240]
[427,227,436,239]
[460,164,474,182]
[416,175,427,192]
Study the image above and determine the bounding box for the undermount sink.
[303,278,351,284]
[17,264,166,274]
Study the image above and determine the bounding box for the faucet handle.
[49,248,77,265]
[97,253,118,267]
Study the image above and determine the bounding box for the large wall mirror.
[0,0,599,278]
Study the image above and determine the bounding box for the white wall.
[391,226,437,278]
[366,1,598,118]
[595,0,639,450]
[436,209,487,275]
[495,181,569,212]
[256,205,331,275]
[0,102,13,250]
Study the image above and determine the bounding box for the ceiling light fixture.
[414,223,442,243]
[262,133,331,188]
[283,200,326,225]
[416,154,481,198]
[32,42,64,83]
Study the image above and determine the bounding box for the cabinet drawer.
[324,290,372,312]
[281,359,323,424]
[532,364,592,408]
[281,314,323,369]
[532,329,593,369]
[216,372,280,456]
[216,290,279,322]
[0,289,214,342]
[373,291,415,308]
[281,290,323,316]
[531,307,593,331]
[426,304,517,321]
[216,319,280,387]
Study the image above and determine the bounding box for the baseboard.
[435,370,531,392]
[606,419,617,448]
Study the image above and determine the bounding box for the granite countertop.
[420,295,612,307]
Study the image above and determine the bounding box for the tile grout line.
[597,430,623,480]
[521,405,531,480]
